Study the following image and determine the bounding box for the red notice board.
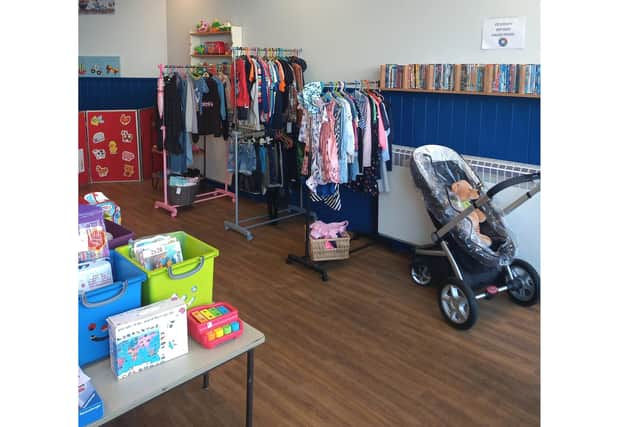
[79,111,90,186]
[86,110,142,182]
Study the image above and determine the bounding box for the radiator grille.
[391,145,540,189]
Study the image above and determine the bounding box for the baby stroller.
[409,145,540,330]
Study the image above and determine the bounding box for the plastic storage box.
[187,302,243,349]
[79,390,103,427]
[78,250,146,366]
[105,219,135,249]
[116,231,219,309]
[79,204,109,262]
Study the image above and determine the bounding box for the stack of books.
[433,64,454,90]
[460,64,485,92]
[383,64,403,89]
[492,64,518,93]
[518,64,540,95]
[130,234,184,271]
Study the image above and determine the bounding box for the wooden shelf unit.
[379,64,540,99]
[189,31,232,36]
[190,26,242,66]
[191,54,232,58]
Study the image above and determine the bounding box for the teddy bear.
[450,180,492,247]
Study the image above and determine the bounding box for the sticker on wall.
[122,151,135,162]
[92,149,106,160]
[121,130,133,143]
[119,114,131,126]
[79,0,115,14]
[96,165,109,178]
[108,141,118,155]
[79,56,120,78]
[92,132,105,144]
[90,115,104,126]
[123,164,135,177]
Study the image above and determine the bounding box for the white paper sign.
[482,16,526,49]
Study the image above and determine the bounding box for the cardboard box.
[107,296,188,380]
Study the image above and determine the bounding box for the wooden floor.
[90,181,540,427]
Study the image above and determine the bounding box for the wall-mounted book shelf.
[380,64,540,98]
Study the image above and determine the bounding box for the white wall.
[167,0,539,81]
[79,0,168,77]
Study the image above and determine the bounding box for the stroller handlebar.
[486,172,540,199]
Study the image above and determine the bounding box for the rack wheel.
[438,278,478,330]
[507,259,540,306]
[410,262,432,287]
[321,272,329,282]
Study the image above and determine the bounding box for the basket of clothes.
[168,176,200,206]
[308,220,351,262]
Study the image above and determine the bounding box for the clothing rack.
[223,47,306,240]
[286,80,381,281]
[154,64,235,218]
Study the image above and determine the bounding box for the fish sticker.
[92,132,105,144]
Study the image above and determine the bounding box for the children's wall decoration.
[85,110,142,183]
[79,56,120,77]
[79,0,115,14]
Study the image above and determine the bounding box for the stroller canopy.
[410,145,515,268]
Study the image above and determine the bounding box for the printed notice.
[482,17,526,49]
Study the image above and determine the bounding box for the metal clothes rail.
[286,80,381,281]
[223,47,305,240]
[153,64,235,218]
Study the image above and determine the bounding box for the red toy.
[187,302,243,349]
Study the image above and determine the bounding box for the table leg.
[202,371,209,389]
[246,349,254,427]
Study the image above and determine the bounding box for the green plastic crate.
[115,231,219,308]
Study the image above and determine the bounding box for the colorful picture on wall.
[79,0,115,14]
[79,56,120,77]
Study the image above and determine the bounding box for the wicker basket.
[309,233,350,262]
[168,183,199,206]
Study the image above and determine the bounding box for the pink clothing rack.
[154,64,235,218]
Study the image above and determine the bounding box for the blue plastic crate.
[79,250,145,366]
[79,391,104,427]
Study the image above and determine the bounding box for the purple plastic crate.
[105,219,135,249]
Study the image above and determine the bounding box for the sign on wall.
[79,0,115,14]
[481,16,526,50]
[79,56,120,77]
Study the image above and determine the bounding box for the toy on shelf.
[210,19,222,31]
[194,44,206,55]
[196,20,209,33]
[187,302,243,349]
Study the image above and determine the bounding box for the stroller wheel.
[410,263,432,286]
[438,278,478,330]
[507,259,540,306]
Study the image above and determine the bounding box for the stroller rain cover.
[410,145,516,268]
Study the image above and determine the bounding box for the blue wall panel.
[383,91,540,165]
[79,77,157,110]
